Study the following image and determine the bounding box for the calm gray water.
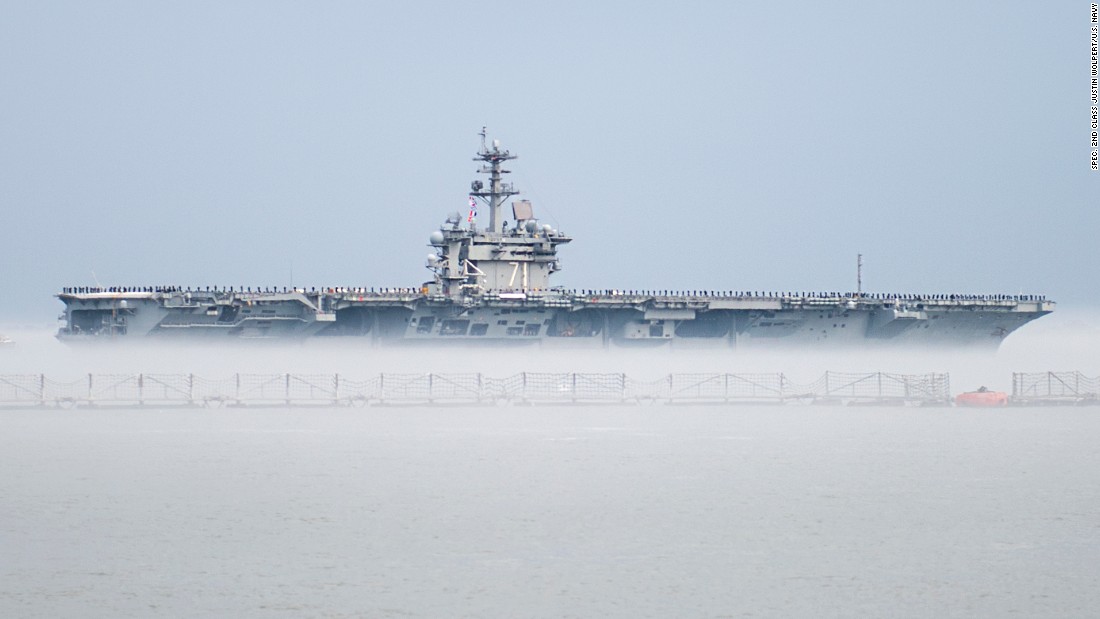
[2,405,1098,618]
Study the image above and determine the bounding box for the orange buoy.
[955,387,1008,407]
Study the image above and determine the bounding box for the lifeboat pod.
[955,387,1008,407]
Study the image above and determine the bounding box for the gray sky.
[1,0,1095,323]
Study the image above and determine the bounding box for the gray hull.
[56,288,1052,348]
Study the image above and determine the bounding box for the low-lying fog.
[2,308,1098,392]
[3,310,1099,618]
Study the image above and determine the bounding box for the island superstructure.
[56,130,1054,347]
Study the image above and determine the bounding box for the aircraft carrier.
[56,130,1054,347]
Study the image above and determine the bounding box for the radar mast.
[469,127,518,234]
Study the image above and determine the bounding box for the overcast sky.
[1,1,1095,324]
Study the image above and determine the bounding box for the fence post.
[285,373,291,406]
[188,373,194,406]
[236,373,241,402]
[334,373,340,405]
[138,373,144,406]
[428,373,434,403]
[88,373,93,404]
[39,374,45,407]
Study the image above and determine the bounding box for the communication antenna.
[470,127,518,234]
[91,270,102,288]
[857,254,863,295]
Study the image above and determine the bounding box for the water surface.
[2,405,1097,618]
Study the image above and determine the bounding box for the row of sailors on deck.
[61,286,1046,303]
[62,286,418,295]
[63,286,183,294]
[572,290,1047,302]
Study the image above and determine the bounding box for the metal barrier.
[0,371,952,408]
[1011,372,1100,405]
[803,371,952,404]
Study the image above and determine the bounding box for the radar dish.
[512,200,534,221]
